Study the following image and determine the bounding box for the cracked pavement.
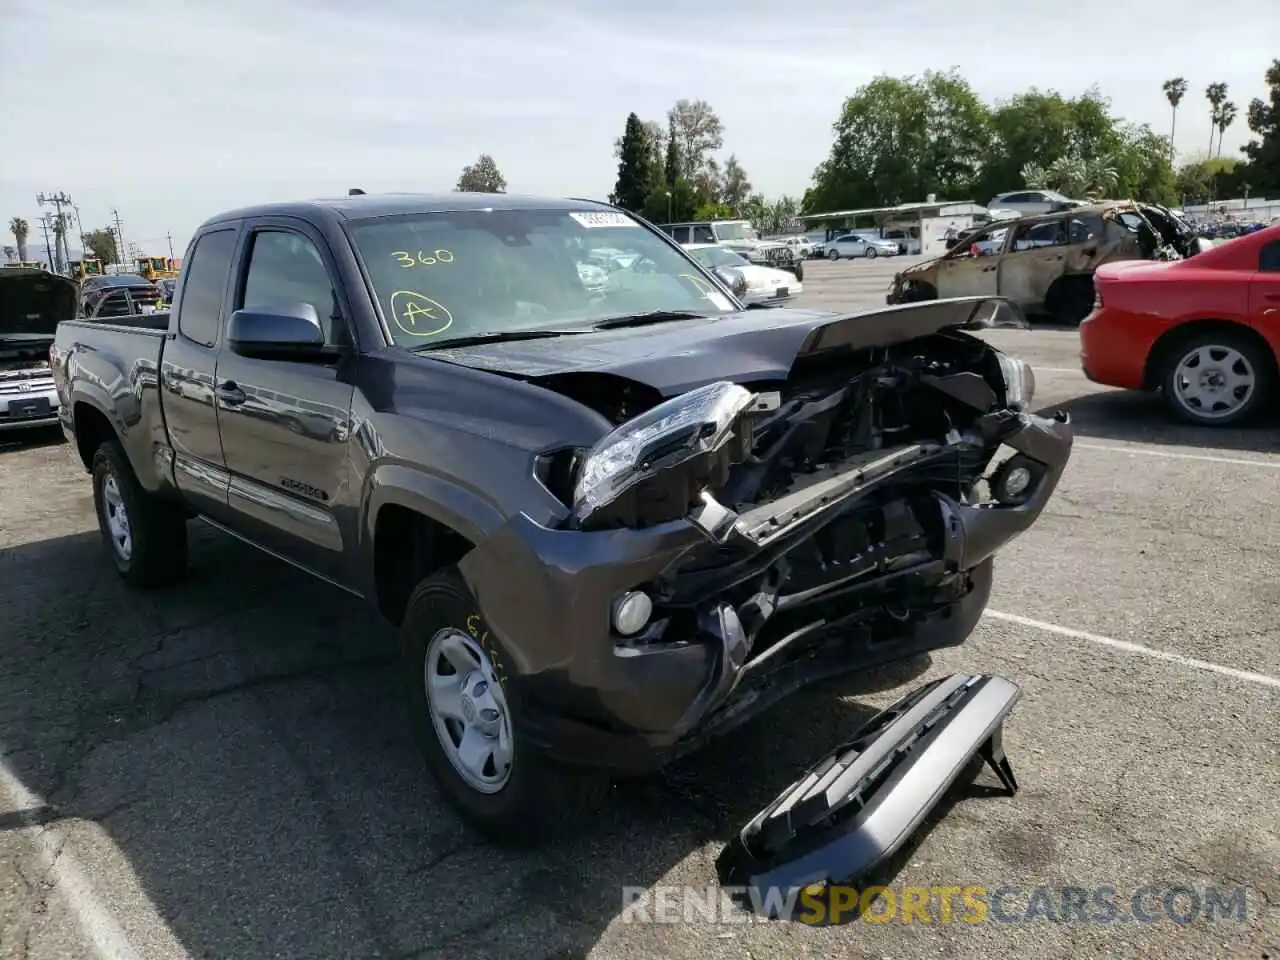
[1,258,1277,959]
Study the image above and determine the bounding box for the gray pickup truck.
[51,193,1072,844]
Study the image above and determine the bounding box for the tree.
[720,155,752,211]
[663,115,680,190]
[1162,77,1188,156]
[806,70,992,214]
[1205,82,1228,155]
[83,227,118,265]
[667,99,724,183]
[692,157,723,205]
[455,154,506,193]
[1215,101,1238,158]
[9,217,28,261]
[2,245,14,262]
[641,177,698,224]
[1241,59,1280,194]
[611,113,658,212]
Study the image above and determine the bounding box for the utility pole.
[38,213,55,269]
[36,191,74,273]
[111,208,126,269]
[166,232,175,258]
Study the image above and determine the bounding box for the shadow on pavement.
[0,424,64,454]
[0,526,1008,959]
[1038,389,1280,455]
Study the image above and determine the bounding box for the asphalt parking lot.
[2,256,1277,960]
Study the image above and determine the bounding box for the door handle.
[216,381,246,405]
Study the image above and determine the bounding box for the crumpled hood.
[424,297,1018,397]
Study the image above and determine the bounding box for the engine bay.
[540,330,1010,531]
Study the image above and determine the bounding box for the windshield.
[688,246,748,269]
[714,222,757,242]
[348,209,738,347]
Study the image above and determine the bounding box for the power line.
[111,208,126,266]
[36,191,74,272]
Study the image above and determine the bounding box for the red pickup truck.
[1080,224,1280,425]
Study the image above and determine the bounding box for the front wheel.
[1159,331,1274,426]
[91,440,188,587]
[399,570,606,846]
[865,247,878,259]
[827,248,840,261]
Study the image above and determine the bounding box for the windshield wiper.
[591,310,712,330]
[411,328,591,351]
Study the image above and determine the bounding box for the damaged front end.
[459,298,1071,772]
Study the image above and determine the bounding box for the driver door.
[935,227,1006,297]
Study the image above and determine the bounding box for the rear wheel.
[1046,276,1095,325]
[399,570,606,846]
[91,440,188,587]
[1159,331,1274,426]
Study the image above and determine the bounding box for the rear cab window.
[176,229,238,347]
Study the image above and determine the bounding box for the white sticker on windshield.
[569,211,639,229]
[705,291,733,311]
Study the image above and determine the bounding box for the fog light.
[990,455,1042,505]
[1003,466,1032,498]
[612,591,653,636]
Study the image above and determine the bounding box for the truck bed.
[52,318,173,492]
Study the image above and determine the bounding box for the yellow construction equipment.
[69,259,104,280]
[135,256,178,281]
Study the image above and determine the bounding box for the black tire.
[91,440,188,587]
[1046,276,1095,325]
[399,569,607,846]
[827,248,840,261]
[1158,330,1275,426]
[865,247,877,259]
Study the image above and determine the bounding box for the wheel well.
[373,505,475,626]
[1143,319,1278,390]
[72,403,116,471]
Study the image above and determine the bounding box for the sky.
[1,0,1277,259]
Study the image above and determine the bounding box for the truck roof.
[200,192,617,230]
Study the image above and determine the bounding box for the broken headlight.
[573,381,755,526]
[996,354,1036,411]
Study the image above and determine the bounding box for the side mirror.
[713,266,749,299]
[227,302,331,361]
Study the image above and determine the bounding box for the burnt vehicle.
[889,201,1207,324]
[0,268,75,432]
[51,193,1071,845]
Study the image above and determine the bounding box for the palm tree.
[1215,101,1238,158]
[1205,82,1228,154]
[9,217,29,262]
[1162,77,1188,157]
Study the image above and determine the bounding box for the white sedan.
[684,244,802,305]
[824,233,901,260]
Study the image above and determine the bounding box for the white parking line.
[984,610,1280,690]
[1031,366,1081,374]
[0,753,143,960]
[1074,441,1280,468]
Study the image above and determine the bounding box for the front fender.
[357,462,507,594]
